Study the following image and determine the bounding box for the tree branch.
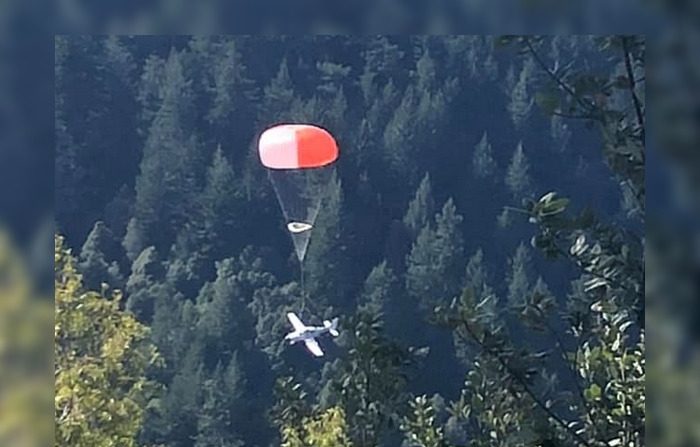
[621,36,645,144]
[541,317,597,429]
[457,318,601,447]
[523,37,598,115]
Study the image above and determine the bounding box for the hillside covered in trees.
[55,35,644,446]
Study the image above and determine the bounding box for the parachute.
[258,124,339,262]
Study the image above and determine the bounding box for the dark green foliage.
[194,357,246,447]
[333,306,413,447]
[505,142,534,201]
[406,198,464,309]
[78,221,124,291]
[125,246,163,322]
[55,36,644,447]
[304,172,348,309]
[472,132,497,180]
[403,173,435,237]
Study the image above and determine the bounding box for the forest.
[54,35,645,446]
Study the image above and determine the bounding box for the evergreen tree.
[125,246,163,321]
[505,141,534,200]
[132,48,201,253]
[506,242,532,307]
[261,58,295,122]
[149,292,196,379]
[137,54,166,125]
[507,58,535,128]
[416,49,437,92]
[305,172,347,310]
[207,39,258,159]
[406,198,464,309]
[194,357,246,447]
[196,258,250,364]
[157,346,203,447]
[383,85,418,180]
[358,261,397,314]
[472,131,497,179]
[403,173,435,237]
[78,221,124,291]
[199,146,245,261]
[102,35,137,93]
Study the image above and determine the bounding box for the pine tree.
[157,346,203,447]
[132,48,201,252]
[149,292,195,379]
[505,141,534,200]
[200,146,244,260]
[196,258,248,362]
[359,261,397,314]
[125,246,163,321]
[78,221,123,290]
[383,85,418,179]
[194,357,246,447]
[508,57,535,128]
[416,49,437,92]
[507,242,531,307]
[261,58,295,122]
[102,35,136,93]
[137,54,166,125]
[472,131,497,179]
[406,198,464,310]
[305,172,347,309]
[207,39,257,157]
[403,173,435,237]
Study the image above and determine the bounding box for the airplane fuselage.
[285,326,331,344]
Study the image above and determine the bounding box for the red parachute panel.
[259,124,338,169]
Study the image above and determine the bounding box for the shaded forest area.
[55,36,644,446]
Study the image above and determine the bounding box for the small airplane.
[284,312,339,357]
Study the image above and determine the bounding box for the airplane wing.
[303,338,324,357]
[286,312,306,331]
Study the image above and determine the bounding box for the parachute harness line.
[299,259,306,315]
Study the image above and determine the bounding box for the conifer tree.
[406,198,464,309]
[262,58,295,122]
[505,141,534,200]
[132,48,201,253]
[157,346,203,447]
[79,221,124,290]
[507,242,532,307]
[125,246,163,321]
[194,357,246,447]
[403,173,435,237]
[507,58,535,128]
[196,258,249,361]
[472,131,497,179]
[200,146,244,260]
[305,172,347,309]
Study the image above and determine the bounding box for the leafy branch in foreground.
[55,234,163,447]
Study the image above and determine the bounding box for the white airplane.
[284,312,339,357]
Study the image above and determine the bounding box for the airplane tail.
[324,318,339,337]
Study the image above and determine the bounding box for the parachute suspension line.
[299,260,306,316]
